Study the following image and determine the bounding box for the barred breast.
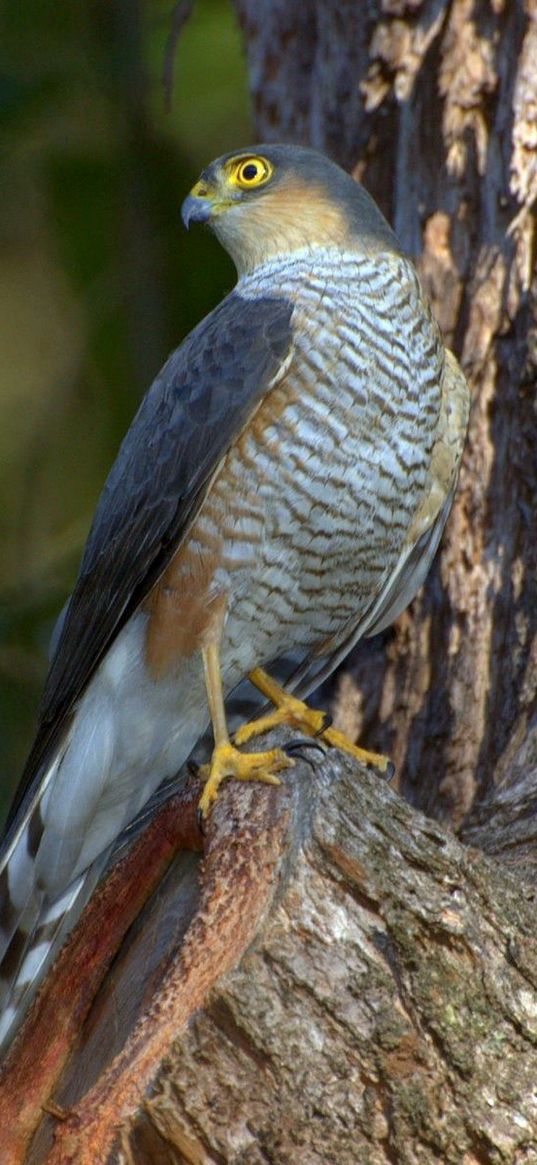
[146,245,443,689]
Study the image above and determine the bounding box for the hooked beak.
[181,191,214,230]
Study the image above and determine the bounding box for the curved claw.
[384,760,396,784]
[317,711,333,735]
[283,735,328,770]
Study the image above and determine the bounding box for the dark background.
[0,0,251,817]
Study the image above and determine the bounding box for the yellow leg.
[238,667,391,775]
[198,646,293,818]
[235,668,326,743]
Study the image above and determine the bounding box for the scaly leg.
[236,667,391,775]
[235,668,326,742]
[198,645,293,818]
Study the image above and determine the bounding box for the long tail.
[0,867,101,1051]
[0,738,104,1051]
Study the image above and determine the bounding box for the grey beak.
[181,194,213,230]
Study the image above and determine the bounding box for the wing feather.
[5,290,293,835]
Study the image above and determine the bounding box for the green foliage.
[0,0,250,817]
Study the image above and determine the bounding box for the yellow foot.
[198,741,293,818]
[235,673,326,746]
[240,667,392,776]
[322,725,392,775]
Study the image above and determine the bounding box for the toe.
[197,743,293,817]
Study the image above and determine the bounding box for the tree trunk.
[2,2,537,1161]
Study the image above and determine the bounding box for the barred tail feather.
[0,864,103,1052]
[0,748,80,1052]
[0,813,47,972]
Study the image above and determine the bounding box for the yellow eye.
[231,156,273,190]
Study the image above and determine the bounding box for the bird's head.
[181,143,400,275]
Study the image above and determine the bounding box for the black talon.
[384,760,396,784]
[284,735,327,756]
[283,735,327,769]
[316,710,332,736]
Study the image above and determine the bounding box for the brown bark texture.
[2,1,537,1162]
[3,739,537,1165]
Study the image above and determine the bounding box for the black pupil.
[242,163,259,181]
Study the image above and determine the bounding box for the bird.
[0,143,470,1052]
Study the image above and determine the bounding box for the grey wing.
[5,290,293,835]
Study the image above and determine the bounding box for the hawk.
[0,144,469,1050]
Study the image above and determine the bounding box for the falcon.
[0,144,469,1050]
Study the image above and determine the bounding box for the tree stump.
[0,732,536,1163]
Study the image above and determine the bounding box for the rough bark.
[2,2,537,1162]
[3,737,537,1164]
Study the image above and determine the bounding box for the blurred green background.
[0,0,250,819]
